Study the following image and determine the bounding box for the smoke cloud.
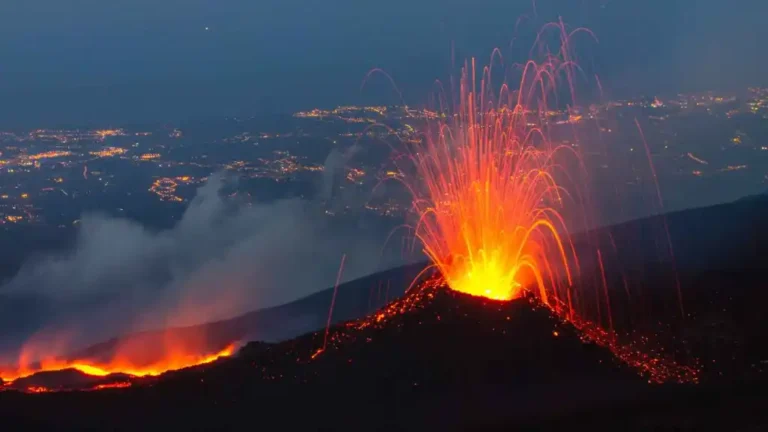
[0,173,409,362]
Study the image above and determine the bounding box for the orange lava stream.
[91,381,133,391]
[0,344,235,385]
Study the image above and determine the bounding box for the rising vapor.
[0,173,409,362]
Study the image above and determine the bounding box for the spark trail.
[388,22,697,383]
[401,36,581,312]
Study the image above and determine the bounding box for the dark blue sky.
[0,0,765,126]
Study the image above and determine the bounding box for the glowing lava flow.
[0,344,235,386]
[403,55,579,308]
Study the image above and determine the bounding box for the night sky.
[0,0,765,126]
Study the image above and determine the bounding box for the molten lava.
[0,344,235,387]
[2,273,242,391]
[404,56,578,306]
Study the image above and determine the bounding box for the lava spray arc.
[401,23,588,313]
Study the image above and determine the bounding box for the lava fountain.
[402,40,583,309]
[391,22,698,383]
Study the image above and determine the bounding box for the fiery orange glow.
[1,296,239,392]
[91,381,133,391]
[402,43,581,307]
[388,21,699,383]
[25,386,50,393]
[0,343,235,386]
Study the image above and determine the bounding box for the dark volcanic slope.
[71,195,768,365]
[60,262,427,367]
[3,197,768,429]
[603,193,768,271]
[3,286,766,431]
[48,195,768,376]
[0,287,641,430]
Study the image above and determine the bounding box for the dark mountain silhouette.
[62,261,427,367]
[21,192,768,371]
[1,195,768,430]
[1,285,766,430]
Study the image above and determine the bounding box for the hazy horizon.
[1,0,766,126]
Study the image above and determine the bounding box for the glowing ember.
[26,386,50,393]
[90,381,133,391]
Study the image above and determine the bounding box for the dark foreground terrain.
[0,283,767,431]
[1,196,768,430]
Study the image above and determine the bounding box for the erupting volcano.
[0,21,700,396]
[390,24,699,384]
[402,24,583,309]
[408,70,576,303]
